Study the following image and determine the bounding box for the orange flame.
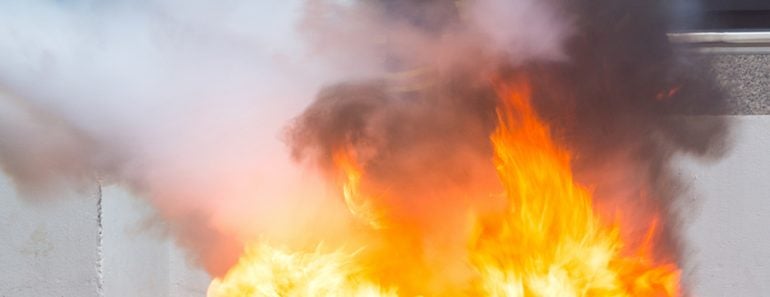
[209,77,681,296]
[469,78,679,296]
[333,148,387,230]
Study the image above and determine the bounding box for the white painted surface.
[101,186,170,297]
[0,179,210,297]
[0,116,768,297]
[0,178,99,297]
[681,116,770,296]
[101,185,210,297]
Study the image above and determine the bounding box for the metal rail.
[668,31,770,53]
[669,32,770,44]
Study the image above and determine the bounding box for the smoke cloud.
[0,0,342,274]
[0,0,729,287]
[288,0,731,292]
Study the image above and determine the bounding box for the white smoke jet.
[0,0,571,274]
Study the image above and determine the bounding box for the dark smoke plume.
[528,0,731,264]
[288,0,731,288]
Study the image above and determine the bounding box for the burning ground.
[0,0,729,296]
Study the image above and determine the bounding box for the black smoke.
[288,0,731,285]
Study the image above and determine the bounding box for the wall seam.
[96,182,104,297]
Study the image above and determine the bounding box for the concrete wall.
[710,54,770,115]
[0,181,209,297]
[101,186,210,297]
[0,179,100,297]
[680,116,770,296]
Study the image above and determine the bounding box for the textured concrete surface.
[679,116,770,296]
[0,178,100,297]
[0,179,209,297]
[709,53,770,114]
[101,185,210,297]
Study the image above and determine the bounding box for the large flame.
[468,79,680,296]
[208,78,680,296]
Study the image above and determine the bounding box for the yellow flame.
[209,78,680,296]
[207,243,396,297]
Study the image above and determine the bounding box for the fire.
[333,148,386,230]
[468,78,680,296]
[209,77,681,296]
[207,243,397,297]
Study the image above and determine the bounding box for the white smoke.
[466,0,571,63]
[0,0,571,274]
